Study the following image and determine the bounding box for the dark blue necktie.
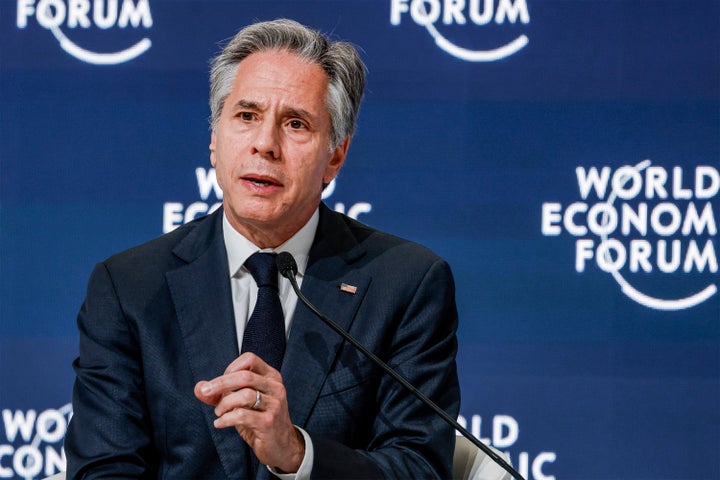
[241,252,286,371]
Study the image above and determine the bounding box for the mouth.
[241,174,282,189]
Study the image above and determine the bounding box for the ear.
[209,131,217,167]
[323,136,351,185]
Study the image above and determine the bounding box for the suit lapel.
[282,205,372,428]
[166,209,251,479]
[164,206,372,477]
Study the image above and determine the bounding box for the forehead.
[228,49,330,108]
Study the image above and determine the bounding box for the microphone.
[276,252,525,480]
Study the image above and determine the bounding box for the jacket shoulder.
[331,209,446,265]
[102,212,217,275]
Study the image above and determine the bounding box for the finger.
[222,352,255,374]
[225,352,282,381]
[199,369,261,400]
[194,380,223,406]
[214,388,261,418]
[213,404,257,429]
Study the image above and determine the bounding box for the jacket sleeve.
[64,262,157,479]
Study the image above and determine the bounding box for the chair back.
[453,435,513,480]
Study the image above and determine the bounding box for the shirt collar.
[223,208,319,278]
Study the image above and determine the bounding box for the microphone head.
[276,251,298,278]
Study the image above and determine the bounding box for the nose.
[251,118,281,161]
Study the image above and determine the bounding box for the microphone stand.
[278,255,525,480]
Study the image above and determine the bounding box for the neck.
[223,209,316,250]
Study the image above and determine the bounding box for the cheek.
[212,156,232,191]
[300,162,329,191]
[212,140,240,187]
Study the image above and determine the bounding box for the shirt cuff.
[267,426,314,480]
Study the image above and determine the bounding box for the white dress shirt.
[222,209,319,480]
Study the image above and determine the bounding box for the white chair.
[453,435,513,480]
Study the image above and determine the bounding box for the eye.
[238,112,255,121]
[288,119,306,130]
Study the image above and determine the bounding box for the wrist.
[275,427,305,474]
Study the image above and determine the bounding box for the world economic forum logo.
[542,160,718,311]
[16,0,153,65]
[390,0,530,62]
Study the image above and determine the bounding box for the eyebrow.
[285,107,314,122]
[234,99,315,122]
[235,99,261,111]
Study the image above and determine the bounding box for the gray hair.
[209,19,366,149]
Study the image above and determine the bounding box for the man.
[65,19,460,479]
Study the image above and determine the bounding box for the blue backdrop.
[1,1,718,479]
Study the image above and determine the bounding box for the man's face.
[210,49,349,247]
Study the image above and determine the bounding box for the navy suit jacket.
[65,204,460,479]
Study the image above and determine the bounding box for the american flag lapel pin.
[340,283,358,294]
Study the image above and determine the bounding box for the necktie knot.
[244,252,278,290]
